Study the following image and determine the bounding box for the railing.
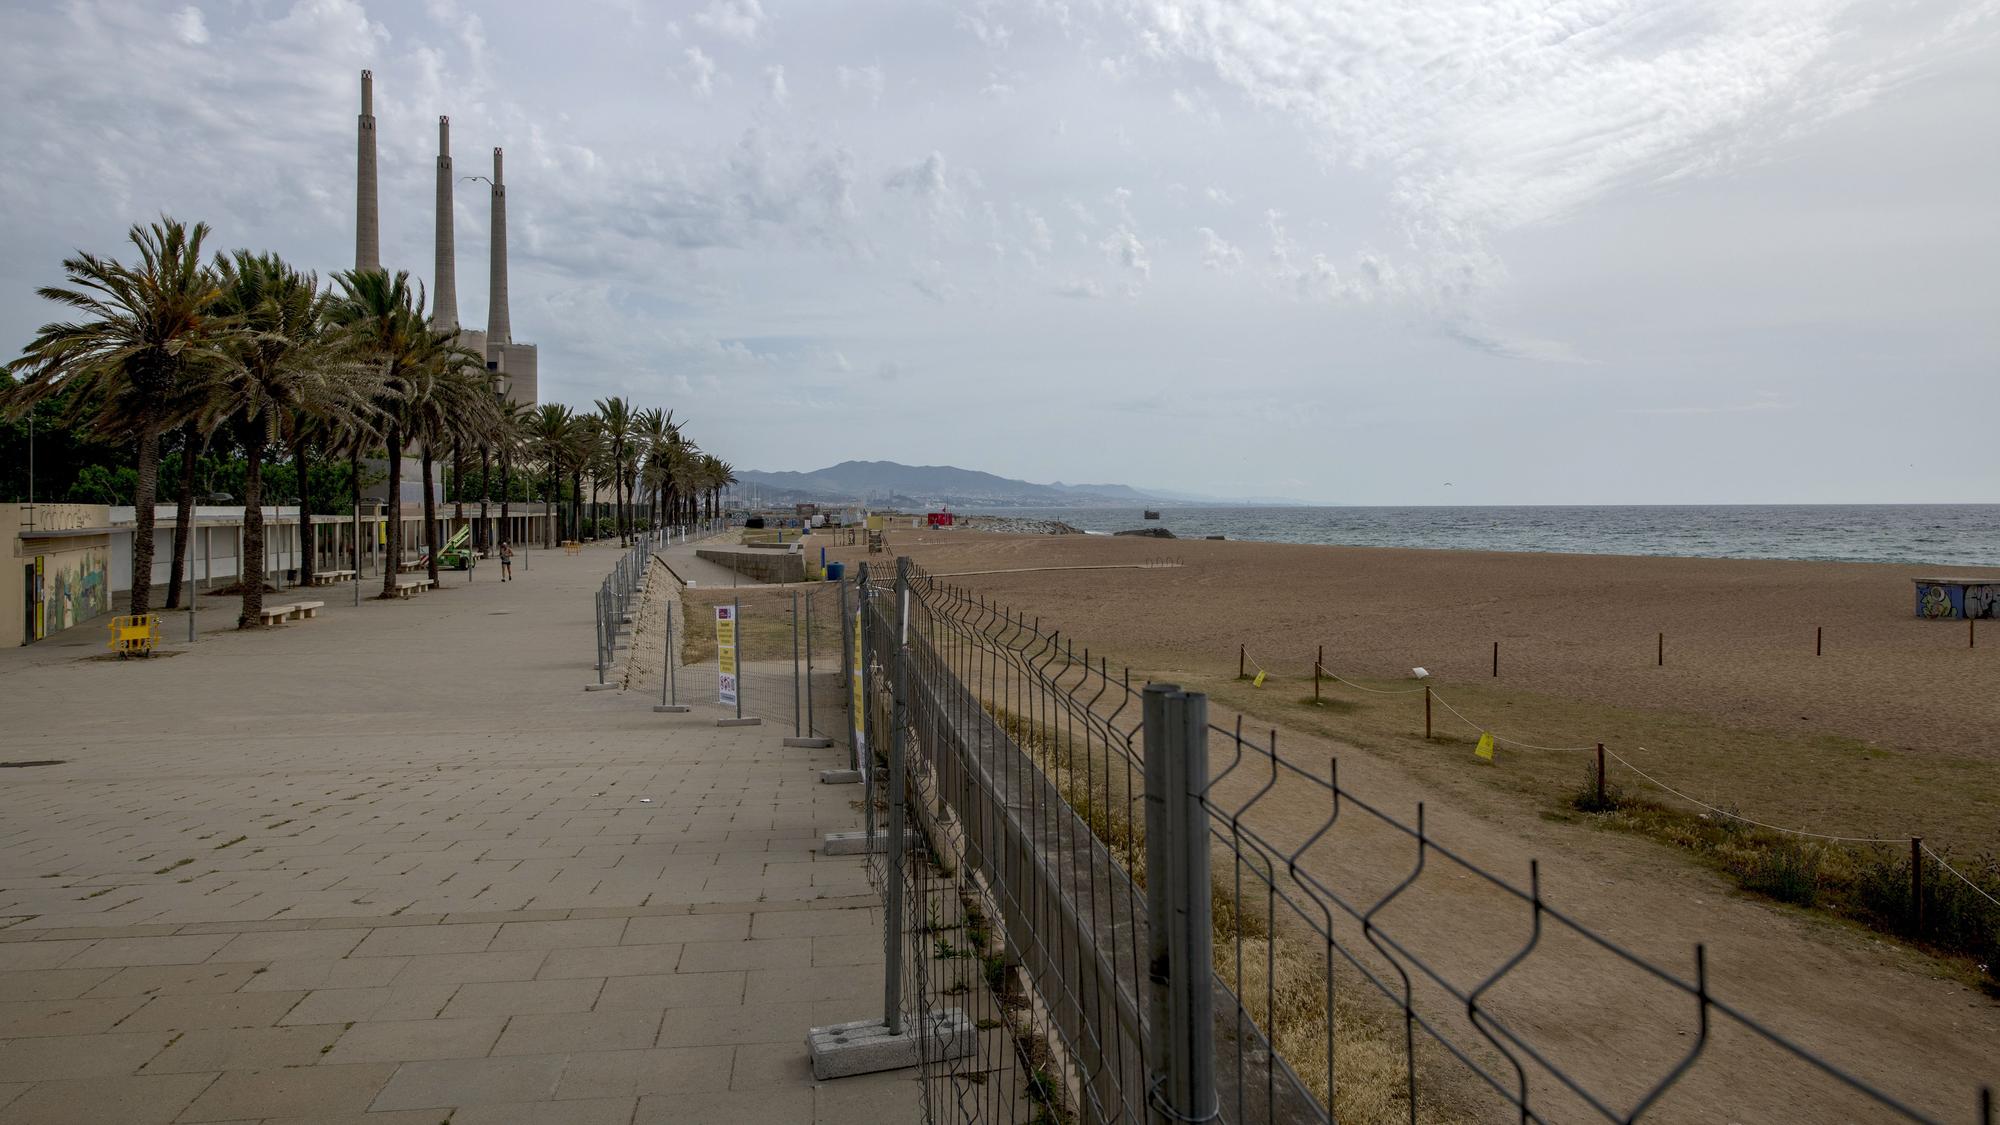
[847,556,1993,1124]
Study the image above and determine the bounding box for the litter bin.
[825,562,845,582]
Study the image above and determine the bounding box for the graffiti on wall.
[1915,582,1998,621]
[33,549,108,640]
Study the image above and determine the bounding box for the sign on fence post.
[717,604,738,708]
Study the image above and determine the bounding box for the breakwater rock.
[966,516,1084,536]
[1114,527,1177,539]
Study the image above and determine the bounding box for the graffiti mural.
[33,548,108,640]
[1913,580,1998,621]
[1969,585,1999,621]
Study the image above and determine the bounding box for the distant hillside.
[733,460,1175,508]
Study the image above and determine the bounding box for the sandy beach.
[814,527,2000,847]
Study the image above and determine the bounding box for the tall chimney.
[487,147,510,345]
[355,70,380,272]
[433,116,457,331]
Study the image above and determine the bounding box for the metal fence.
[847,556,1993,1125]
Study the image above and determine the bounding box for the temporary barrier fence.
[838,559,1991,1124]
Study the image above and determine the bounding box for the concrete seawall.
[695,547,806,584]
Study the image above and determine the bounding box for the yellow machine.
[106,613,160,658]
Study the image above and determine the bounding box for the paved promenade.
[0,542,912,1124]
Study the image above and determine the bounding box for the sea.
[976,505,2000,568]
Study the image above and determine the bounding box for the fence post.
[1314,645,1321,702]
[1238,644,1245,679]
[1143,684,1216,1125]
[1596,743,1606,806]
[594,590,605,685]
[1493,640,1499,678]
[805,591,817,737]
[733,596,744,722]
[1658,632,1664,667]
[842,572,857,770]
[1816,625,1822,656]
[1911,837,1924,939]
[883,556,911,1035]
[792,589,803,737]
[1424,685,1432,739]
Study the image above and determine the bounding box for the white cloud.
[1099,226,1150,281]
[694,0,766,44]
[885,151,959,221]
[173,5,208,46]
[1054,279,1104,299]
[685,46,716,100]
[765,64,788,106]
[1197,227,1240,272]
[837,63,885,107]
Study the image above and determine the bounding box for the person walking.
[499,541,514,582]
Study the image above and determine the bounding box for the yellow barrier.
[564,541,582,556]
[106,613,160,658]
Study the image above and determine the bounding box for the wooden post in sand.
[1314,645,1322,702]
[1239,644,1245,680]
[1911,837,1925,938]
[1657,632,1664,667]
[1816,626,1822,656]
[1424,686,1432,739]
[1493,641,1499,678]
[1596,743,1606,806]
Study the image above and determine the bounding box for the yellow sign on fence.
[716,605,738,706]
[1474,732,1495,762]
[851,602,867,762]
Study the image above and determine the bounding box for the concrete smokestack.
[355,70,380,272]
[487,147,510,345]
[433,116,457,331]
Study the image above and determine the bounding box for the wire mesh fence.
[841,555,1993,1125]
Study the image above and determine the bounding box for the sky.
[1,0,1996,505]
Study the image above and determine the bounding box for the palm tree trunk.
[166,422,201,608]
[422,441,440,584]
[479,446,491,553]
[381,427,403,599]
[349,449,362,581]
[239,422,267,628]
[129,427,161,617]
[295,438,315,587]
[452,438,464,526]
[571,471,584,541]
[499,451,512,552]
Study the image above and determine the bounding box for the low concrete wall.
[696,548,805,584]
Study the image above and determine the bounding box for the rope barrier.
[1602,747,1905,844]
[1428,692,1598,752]
[1922,844,2000,910]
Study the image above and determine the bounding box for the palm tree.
[4,217,226,617]
[528,403,575,549]
[491,399,530,552]
[330,269,434,599]
[634,407,676,531]
[573,416,606,540]
[593,396,635,545]
[408,348,493,584]
[669,442,704,528]
[208,251,368,627]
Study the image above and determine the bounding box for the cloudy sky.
[2,0,1995,504]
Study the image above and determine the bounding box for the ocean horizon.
[974,504,2000,568]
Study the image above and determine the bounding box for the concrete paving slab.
[0,540,912,1124]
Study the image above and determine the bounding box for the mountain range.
[730,460,1278,508]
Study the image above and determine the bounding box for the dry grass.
[676,583,844,665]
[991,703,1480,1122]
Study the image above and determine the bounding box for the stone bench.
[293,601,325,619]
[257,603,298,625]
[392,579,435,599]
